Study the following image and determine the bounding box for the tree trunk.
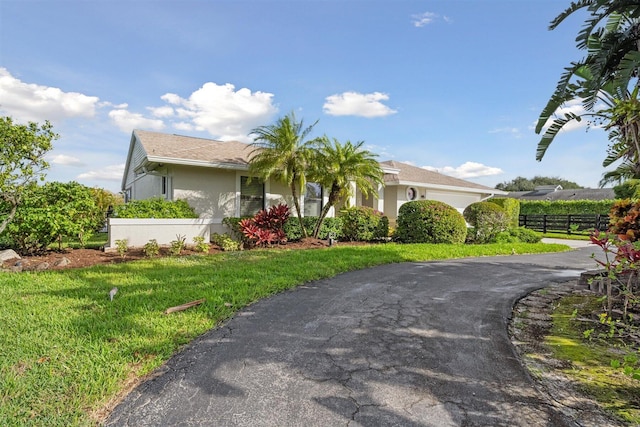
[0,199,18,236]
[290,182,308,238]
[312,185,340,238]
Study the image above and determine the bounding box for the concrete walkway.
[107,247,602,427]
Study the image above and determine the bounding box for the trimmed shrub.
[113,197,197,218]
[395,200,467,244]
[489,198,520,228]
[494,227,541,244]
[463,202,509,244]
[340,207,389,242]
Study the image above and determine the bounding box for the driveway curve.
[107,247,604,427]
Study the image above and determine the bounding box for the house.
[507,185,615,201]
[121,130,505,233]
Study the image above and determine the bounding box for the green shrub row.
[113,197,197,218]
[340,207,389,242]
[519,200,614,215]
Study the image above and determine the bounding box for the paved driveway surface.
[107,247,603,427]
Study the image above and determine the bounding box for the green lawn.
[0,242,568,426]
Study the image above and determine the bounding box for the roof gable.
[134,129,253,166]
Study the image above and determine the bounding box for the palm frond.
[536,112,582,161]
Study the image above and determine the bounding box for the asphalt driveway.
[107,246,604,427]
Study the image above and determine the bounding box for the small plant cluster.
[115,239,128,258]
[239,203,290,247]
[589,230,640,326]
[211,233,241,251]
[192,236,210,253]
[169,234,187,256]
[143,239,160,257]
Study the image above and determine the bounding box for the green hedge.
[113,197,197,218]
[519,200,614,215]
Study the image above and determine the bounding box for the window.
[240,176,264,216]
[304,182,323,217]
[407,187,417,201]
[161,176,167,196]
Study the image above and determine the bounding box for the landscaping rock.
[54,257,71,267]
[0,249,20,262]
[35,262,50,271]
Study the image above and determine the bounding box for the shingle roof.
[135,129,253,166]
[507,188,615,201]
[380,160,499,192]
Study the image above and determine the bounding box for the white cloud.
[148,105,174,118]
[77,164,125,181]
[423,161,504,179]
[323,91,397,118]
[411,12,437,27]
[489,127,522,138]
[108,109,166,133]
[159,82,277,141]
[50,154,85,167]
[537,98,604,135]
[0,67,100,123]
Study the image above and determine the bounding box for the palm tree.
[535,1,640,166]
[248,112,319,238]
[309,137,384,239]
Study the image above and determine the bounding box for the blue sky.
[0,0,610,194]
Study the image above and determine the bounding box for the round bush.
[463,201,509,244]
[340,207,389,241]
[395,200,467,244]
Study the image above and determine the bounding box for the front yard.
[1,242,567,426]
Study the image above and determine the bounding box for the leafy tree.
[4,182,103,254]
[248,112,319,238]
[0,117,57,235]
[495,176,583,191]
[90,187,124,230]
[309,137,384,238]
[535,2,640,181]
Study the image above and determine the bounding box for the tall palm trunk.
[290,182,308,238]
[312,184,340,239]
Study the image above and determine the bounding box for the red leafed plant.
[239,204,290,247]
[590,229,640,323]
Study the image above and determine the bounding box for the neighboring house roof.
[380,160,505,195]
[507,187,615,201]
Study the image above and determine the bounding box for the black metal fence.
[518,214,610,234]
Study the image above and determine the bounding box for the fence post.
[543,214,547,234]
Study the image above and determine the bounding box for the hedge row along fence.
[518,200,615,215]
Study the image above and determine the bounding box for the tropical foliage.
[340,207,389,242]
[239,203,290,247]
[309,137,384,238]
[535,1,640,184]
[248,112,318,238]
